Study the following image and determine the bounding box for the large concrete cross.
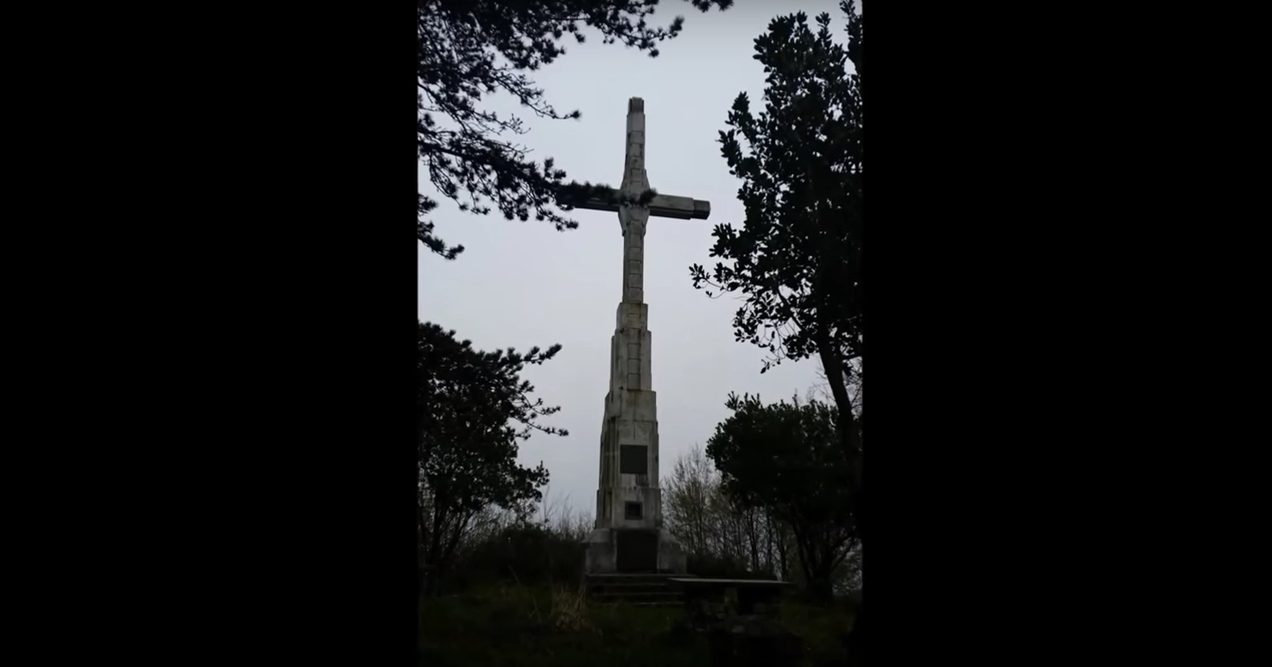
[571,97,711,305]
[574,98,710,575]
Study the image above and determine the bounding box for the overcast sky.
[418,0,850,520]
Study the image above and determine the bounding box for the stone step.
[591,590,682,600]
[591,589,677,599]
[584,574,696,585]
[586,583,679,592]
[586,574,676,581]
[591,594,683,607]
[587,577,681,588]
[586,581,674,592]
[584,573,693,606]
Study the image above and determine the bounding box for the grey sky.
[418,0,849,519]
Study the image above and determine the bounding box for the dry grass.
[549,584,596,634]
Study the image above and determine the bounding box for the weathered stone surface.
[584,527,686,574]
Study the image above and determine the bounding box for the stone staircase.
[584,573,696,607]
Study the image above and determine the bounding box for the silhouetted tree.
[706,393,857,604]
[691,1,863,535]
[416,321,567,595]
[665,443,866,589]
[417,0,734,259]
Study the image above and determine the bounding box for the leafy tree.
[706,392,857,604]
[690,2,863,534]
[418,0,734,260]
[416,321,567,595]
[665,445,796,581]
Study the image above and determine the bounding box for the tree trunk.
[423,497,449,597]
[745,507,761,573]
[815,341,863,545]
[807,574,835,607]
[416,500,427,556]
[763,508,776,577]
[845,599,864,665]
[775,518,792,581]
[423,565,441,597]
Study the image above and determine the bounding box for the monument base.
[584,527,686,574]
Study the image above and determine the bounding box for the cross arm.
[646,194,711,220]
[557,186,710,220]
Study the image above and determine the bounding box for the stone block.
[582,526,685,575]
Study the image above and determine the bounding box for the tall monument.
[570,98,711,574]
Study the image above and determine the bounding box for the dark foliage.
[417,0,734,259]
[708,620,804,667]
[690,0,863,537]
[447,524,586,592]
[706,393,857,604]
[417,322,567,594]
[690,0,862,383]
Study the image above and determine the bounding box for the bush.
[447,524,585,592]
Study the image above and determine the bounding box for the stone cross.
[570,97,711,305]
[574,98,710,575]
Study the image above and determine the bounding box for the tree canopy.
[691,0,861,380]
[706,392,857,603]
[416,321,567,594]
[690,0,863,532]
[417,0,734,260]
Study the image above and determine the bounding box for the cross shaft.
[564,97,711,304]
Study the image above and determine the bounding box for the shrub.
[448,523,585,591]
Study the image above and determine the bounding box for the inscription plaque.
[625,502,643,520]
[620,445,648,475]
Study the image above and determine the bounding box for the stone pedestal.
[583,302,686,575]
[584,527,686,574]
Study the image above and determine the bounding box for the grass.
[419,583,855,667]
